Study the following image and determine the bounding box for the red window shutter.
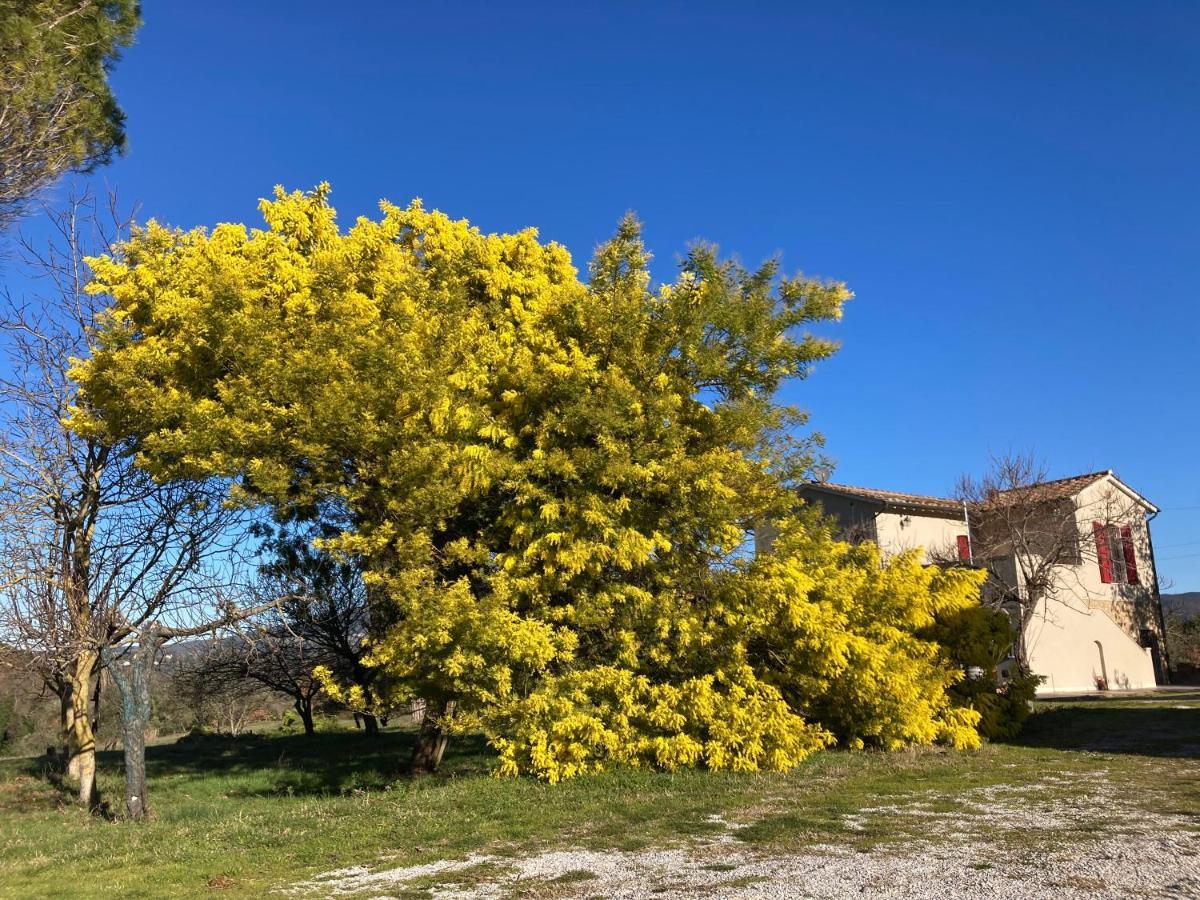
[1121,525,1139,585]
[956,534,971,561]
[1093,521,1113,583]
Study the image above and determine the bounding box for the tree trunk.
[410,700,456,775]
[296,700,315,735]
[53,676,71,768]
[1015,589,1042,672]
[119,709,149,820]
[64,651,99,809]
[103,631,163,820]
[361,712,379,737]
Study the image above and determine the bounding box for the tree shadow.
[1,753,119,818]
[1007,703,1200,758]
[4,728,497,805]
[125,729,496,797]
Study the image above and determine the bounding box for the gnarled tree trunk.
[63,650,99,809]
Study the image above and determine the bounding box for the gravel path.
[282,836,1200,899]
[280,776,1200,899]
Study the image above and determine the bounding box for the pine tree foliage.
[0,1,141,228]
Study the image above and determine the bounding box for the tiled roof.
[804,470,1156,517]
[802,481,963,515]
[980,470,1112,507]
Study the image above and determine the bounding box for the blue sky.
[10,2,1200,588]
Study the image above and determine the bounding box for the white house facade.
[790,472,1168,696]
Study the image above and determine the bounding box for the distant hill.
[1162,592,1200,620]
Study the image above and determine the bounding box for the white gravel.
[279,775,1200,899]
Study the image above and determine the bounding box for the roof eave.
[1099,472,1159,515]
[800,484,963,519]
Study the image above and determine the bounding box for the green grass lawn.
[1,692,1198,899]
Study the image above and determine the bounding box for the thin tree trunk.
[103,632,162,820]
[1015,589,1042,673]
[91,668,103,735]
[54,676,71,766]
[410,700,456,775]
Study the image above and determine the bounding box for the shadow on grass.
[1009,704,1200,758]
[141,729,497,797]
[5,729,497,801]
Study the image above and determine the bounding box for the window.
[1106,526,1127,584]
[1093,521,1140,585]
[956,534,971,561]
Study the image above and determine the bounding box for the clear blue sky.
[15,2,1200,588]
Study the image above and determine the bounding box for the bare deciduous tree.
[187,624,325,736]
[102,594,281,820]
[180,524,399,740]
[954,452,1149,672]
[0,192,248,809]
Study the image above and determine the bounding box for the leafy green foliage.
[926,604,1040,740]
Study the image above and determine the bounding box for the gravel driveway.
[281,772,1200,899]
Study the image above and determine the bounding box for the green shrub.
[951,670,1041,740]
[925,604,1040,740]
[313,713,343,733]
[176,723,214,743]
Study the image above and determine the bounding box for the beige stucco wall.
[1066,478,1160,614]
[1016,476,1163,694]
[1025,593,1158,693]
[874,511,969,564]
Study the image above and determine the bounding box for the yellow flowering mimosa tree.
[73,186,984,778]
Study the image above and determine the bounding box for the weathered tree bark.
[410,700,456,775]
[53,675,72,764]
[91,670,103,734]
[103,632,164,820]
[118,708,149,820]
